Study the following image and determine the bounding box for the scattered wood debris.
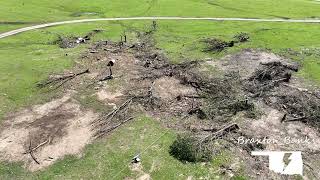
[92,98,134,138]
[37,69,89,89]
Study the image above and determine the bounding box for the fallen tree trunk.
[200,123,239,144]
[260,61,299,72]
[37,69,89,88]
[283,116,308,122]
[93,97,133,126]
[95,117,134,138]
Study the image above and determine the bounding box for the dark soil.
[29,112,75,146]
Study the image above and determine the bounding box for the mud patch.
[0,94,98,171]
[246,105,320,152]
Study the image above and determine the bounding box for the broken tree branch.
[37,69,89,88]
[93,97,134,126]
[200,123,239,144]
[95,117,134,138]
[283,116,308,123]
[28,139,40,165]
[23,137,51,154]
[260,61,299,72]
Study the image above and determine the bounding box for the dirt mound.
[0,93,98,171]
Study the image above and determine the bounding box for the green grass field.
[0,0,320,179]
[1,20,319,118]
[0,116,242,180]
[1,0,319,23]
[1,0,320,33]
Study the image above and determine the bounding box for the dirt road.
[1,17,320,39]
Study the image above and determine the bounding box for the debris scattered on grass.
[70,12,101,17]
[243,60,320,129]
[37,69,90,89]
[92,98,134,138]
[234,32,250,42]
[132,154,141,163]
[202,38,235,52]
[202,32,250,52]
[52,29,103,48]
[4,27,319,178]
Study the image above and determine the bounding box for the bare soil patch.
[0,93,98,171]
[128,162,151,180]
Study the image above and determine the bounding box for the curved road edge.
[1,17,320,39]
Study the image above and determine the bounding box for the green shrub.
[169,135,212,162]
[234,32,250,42]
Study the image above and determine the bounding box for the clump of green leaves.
[169,134,212,162]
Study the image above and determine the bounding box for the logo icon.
[252,151,303,175]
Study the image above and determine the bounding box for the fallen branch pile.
[245,61,299,95]
[244,61,320,129]
[92,98,134,138]
[199,123,239,144]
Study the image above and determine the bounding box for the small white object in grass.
[108,59,116,66]
[76,37,85,44]
[132,154,141,163]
